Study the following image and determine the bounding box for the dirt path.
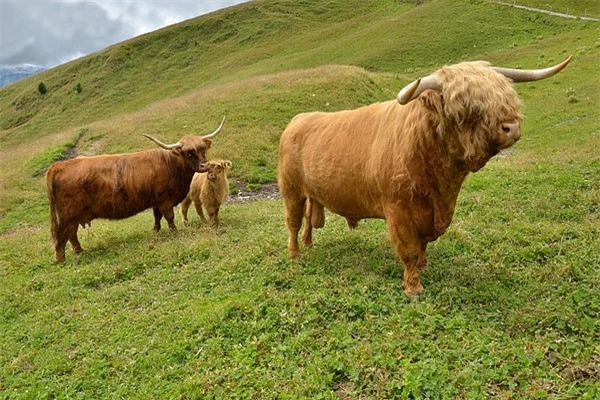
[490,1,600,22]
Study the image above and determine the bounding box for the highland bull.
[46,117,225,263]
[278,58,571,295]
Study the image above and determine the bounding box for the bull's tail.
[46,169,59,247]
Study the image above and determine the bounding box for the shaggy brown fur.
[278,60,559,296]
[46,135,213,263]
[180,160,232,227]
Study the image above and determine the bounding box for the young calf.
[181,160,232,227]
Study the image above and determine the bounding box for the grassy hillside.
[1,0,599,398]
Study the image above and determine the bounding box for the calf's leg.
[194,200,207,223]
[207,205,220,227]
[180,197,192,227]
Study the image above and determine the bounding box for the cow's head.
[143,116,225,173]
[397,57,571,171]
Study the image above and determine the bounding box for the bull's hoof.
[403,283,424,297]
[73,247,84,254]
[288,248,300,258]
[55,254,66,263]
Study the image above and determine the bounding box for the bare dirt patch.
[228,178,280,203]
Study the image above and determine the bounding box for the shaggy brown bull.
[181,159,232,227]
[46,117,225,263]
[278,57,571,295]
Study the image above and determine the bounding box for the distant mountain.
[0,64,46,88]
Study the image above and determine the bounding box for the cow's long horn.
[491,56,572,82]
[143,134,182,150]
[397,75,442,105]
[201,116,226,139]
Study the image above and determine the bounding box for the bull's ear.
[204,139,212,149]
[421,90,443,115]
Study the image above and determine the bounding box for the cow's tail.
[46,168,59,247]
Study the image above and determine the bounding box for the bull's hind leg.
[283,194,306,257]
[302,198,325,247]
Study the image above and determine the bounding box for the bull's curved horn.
[491,56,572,82]
[201,116,226,139]
[397,75,442,105]
[143,134,182,150]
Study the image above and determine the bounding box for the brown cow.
[278,58,571,296]
[46,117,225,263]
[180,159,232,227]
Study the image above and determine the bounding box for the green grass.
[1,0,599,398]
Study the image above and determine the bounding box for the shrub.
[38,82,47,95]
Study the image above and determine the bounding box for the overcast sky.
[0,0,248,68]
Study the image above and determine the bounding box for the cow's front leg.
[162,207,177,231]
[152,208,163,232]
[386,212,427,296]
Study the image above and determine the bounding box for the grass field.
[1,0,599,398]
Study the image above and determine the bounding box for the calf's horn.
[491,56,572,82]
[202,116,226,139]
[143,134,182,150]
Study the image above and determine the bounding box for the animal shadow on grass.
[301,229,514,305]
[66,227,156,265]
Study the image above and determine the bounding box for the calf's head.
[397,57,571,171]
[205,159,233,182]
[143,116,225,172]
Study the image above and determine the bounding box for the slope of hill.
[1,0,597,229]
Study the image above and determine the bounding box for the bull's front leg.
[386,210,427,296]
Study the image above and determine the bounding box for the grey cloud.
[0,0,247,67]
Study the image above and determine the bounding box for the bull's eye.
[502,125,511,134]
